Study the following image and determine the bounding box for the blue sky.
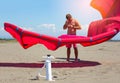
[0,0,120,40]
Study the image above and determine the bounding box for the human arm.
[63,21,68,30]
[63,21,75,29]
[73,20,82,30]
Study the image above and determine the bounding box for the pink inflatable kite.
[4,0,120,51]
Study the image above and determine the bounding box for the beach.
[0,41,120,83]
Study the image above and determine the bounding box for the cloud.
[38,24,56,28]
[21,27,33,31]
[81,24,89,31]
[77,24,89,36]
[37,23,56,34]
[0,27,4,31]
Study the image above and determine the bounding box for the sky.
[0,0,120,40]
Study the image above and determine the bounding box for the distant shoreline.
[108,40,120,42]
[0,38,120,43]
[0,39,17,43]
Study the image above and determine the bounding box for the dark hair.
[66,14,72,19]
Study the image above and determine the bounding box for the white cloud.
[38,24,56,28]
[77,24,89,36]
[0,27,4,31]
[22,27,33,31]
[81,24,89,31]
[37,23,57,34]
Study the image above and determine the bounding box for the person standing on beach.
[63,14,82,62]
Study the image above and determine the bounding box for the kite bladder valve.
[36,54,54,81]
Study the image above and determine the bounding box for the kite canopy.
[4,16,120,50]
[4,0,120,51]
[91,0,120,18]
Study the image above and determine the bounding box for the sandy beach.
[0,41,120,83]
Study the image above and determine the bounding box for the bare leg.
[74,47,78,62]
[67,48,71,61]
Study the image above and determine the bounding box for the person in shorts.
[63,14,81,62]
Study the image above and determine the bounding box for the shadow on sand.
[0,59,101,68]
